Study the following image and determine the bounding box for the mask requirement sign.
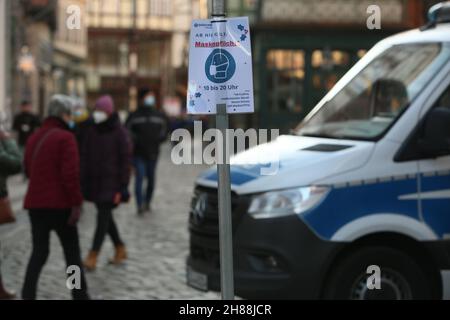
[187,17,254,114]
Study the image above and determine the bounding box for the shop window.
[310,49,352,107]
[311,49,351,69]
[138,41,163,74]
[266,50,305,114]
[357,49,368,59]
[90,37,120,69]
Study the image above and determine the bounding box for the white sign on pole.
[187,17,254,114]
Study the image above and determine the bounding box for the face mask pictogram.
[205,49,236,84]
[209,53,230,80]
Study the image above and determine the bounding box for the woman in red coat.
[22,95,89,300]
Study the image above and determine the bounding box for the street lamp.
[17,46,36,101]
[17,46,36,75]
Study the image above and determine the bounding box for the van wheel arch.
[321,232,442,299]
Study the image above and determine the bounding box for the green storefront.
[227,0,428,132]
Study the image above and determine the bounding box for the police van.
[187,3,450,299]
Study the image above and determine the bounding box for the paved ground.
[0,143,221,300]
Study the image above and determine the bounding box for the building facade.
[86,0,207,111]
[228,0,442,132]
[53,0,88,103]
[8,0,88,117]
[10,0,56,116]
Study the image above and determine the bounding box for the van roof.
[381,23,450,46]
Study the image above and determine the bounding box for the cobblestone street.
[0,144,221,300]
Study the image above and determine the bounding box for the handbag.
[0,196,15,225]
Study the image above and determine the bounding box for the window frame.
[395,77,450,162]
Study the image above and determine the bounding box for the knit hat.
[95,95,115,115]
[48,94,75,118]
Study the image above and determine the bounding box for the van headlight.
[248,186,330,219]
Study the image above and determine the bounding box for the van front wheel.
[323,246,433,300]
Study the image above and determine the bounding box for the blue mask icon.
[210,53,230,80]
[205,49,236,84]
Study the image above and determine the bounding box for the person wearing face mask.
[12,101,41,151]
[80,95,131,271]
[22,95,89,300]
[126,88,169,215]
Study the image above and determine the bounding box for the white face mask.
[144,95,156,107]
[93,111,108,124]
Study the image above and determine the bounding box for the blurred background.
[0,0,444,132]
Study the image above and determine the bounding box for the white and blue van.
[187,3,450,299]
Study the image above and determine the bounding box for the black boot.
[144,203,152,213]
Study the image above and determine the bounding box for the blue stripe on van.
[302,173,450,240]
[202,164,277,186]
[301,176,419,240]
[421,173,450,238]
[204,170,257,186]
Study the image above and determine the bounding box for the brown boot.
[0,277,15,300]
[0,289,15,300]
[83,251,99,271]
[110,245,127,265]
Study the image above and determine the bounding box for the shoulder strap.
[31,128,59,165]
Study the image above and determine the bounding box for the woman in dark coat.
[22,95,89,300]
[81,95,131,271]
[0,124,22,299]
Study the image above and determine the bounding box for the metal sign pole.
[211,0,235,301]
[216,104,234,300]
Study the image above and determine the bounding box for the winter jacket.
[24,117,83,209]
[125,106,169,160]
[80,113,132,204]
[74,117,94,148]
[13,111,41,147]
[0,137,22,198]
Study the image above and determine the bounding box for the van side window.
[395,84,450,162]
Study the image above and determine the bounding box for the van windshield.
[297,43,450,140]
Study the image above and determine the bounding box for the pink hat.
[95,95,115,115]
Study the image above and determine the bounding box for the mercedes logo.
[192,193,208,223]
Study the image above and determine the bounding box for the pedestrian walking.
[12,100,41,150]
[21,95,89,300]
[72,100,92,147]
[0,114,22,300]
[81,95,131,271]
[126,88,169,215]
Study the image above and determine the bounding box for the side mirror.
[419,107,450,158]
